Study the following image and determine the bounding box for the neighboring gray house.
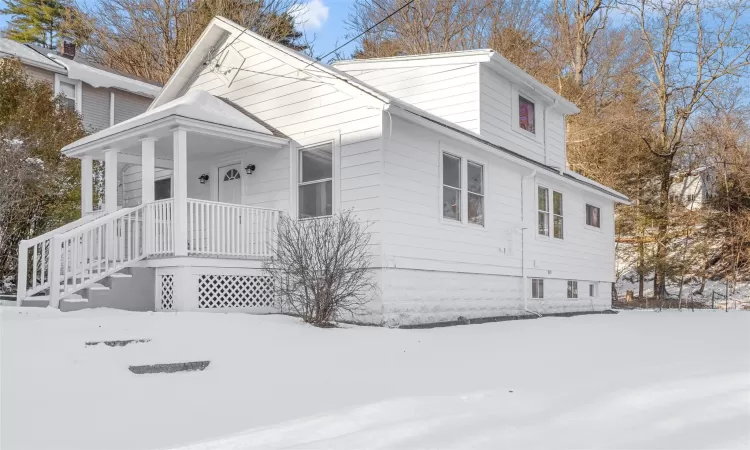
[0,38,160,132]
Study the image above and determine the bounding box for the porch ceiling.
[61,90,289,160]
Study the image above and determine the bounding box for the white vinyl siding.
[335,61,480,133]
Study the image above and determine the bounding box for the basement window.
[532,278,544,299]
[567,280,578,299]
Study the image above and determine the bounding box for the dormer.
[334,50,578,169]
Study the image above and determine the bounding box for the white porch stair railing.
[50,202,150,307]
[17,199,280,307]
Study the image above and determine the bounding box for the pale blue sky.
[0,0,356,59]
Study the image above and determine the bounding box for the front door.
[218,164,242,205]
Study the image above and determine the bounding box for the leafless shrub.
[263,210,377,327]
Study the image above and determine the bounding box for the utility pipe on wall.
[520,168,539,316]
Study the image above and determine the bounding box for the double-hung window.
[553,191,563,239]
[532,278,544,299]
[59,81,77,111]
[586,204,601,228]
[442,153,461,221]
[467,161,484,225]
[538,187,549,236]
[538,187,563,238]
[567,280,578,299]
[298,142,333,218]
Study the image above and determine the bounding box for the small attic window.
[215,46,245,87]
[519,95,536,134]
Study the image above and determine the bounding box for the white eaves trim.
[48,55,161,98]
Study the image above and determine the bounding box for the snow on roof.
[0,38,65,73]
[48,54,161,98]
[63,90,273,153]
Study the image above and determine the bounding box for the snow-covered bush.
[0,58,86,292]
[263,211,376,327]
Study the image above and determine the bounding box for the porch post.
[81,155,93,216]
[104,149,119,214]
[141,137,156,204]
[172,128,188,256]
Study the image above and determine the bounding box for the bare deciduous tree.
[624,0,750,299]
[68,0,306,84]
[263,211,377,327]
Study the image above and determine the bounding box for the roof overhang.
[62,114,289,158]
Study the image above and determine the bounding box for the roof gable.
[151,16,392,110]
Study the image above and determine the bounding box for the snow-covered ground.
[1,308,749,450]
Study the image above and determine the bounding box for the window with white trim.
[589,283,597,297]
[553,191,563,239]
[532,278,544,299]
[298,142,333,218]
[519,95,536,134]
[567,280,578,299]
[538,186,549,236]
[467,161,484,225]
[586,204,601,228]
[442,153,461,221]
[59,81,77,111]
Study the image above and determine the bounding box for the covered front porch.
[71,90,290,259]
[17,91,290,308]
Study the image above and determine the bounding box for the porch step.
[88,283,110,291]
[109,273,133,278]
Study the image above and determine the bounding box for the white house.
[16,17,628,326]
[669,167,715,210]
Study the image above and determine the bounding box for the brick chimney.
[61,41,76,59]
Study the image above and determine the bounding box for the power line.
[305,0,415,67]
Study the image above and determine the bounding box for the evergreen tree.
[0,0,72,49]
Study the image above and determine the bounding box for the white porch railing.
[146,199,175,256]
[52,204,148,306]
[17,199,281,305]
[16,212,105,300]
[187,199,279,258]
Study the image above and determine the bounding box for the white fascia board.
[62,115,288,157]
[385,103,628,203]
[49,55,160,98]
[333,51,489,70]
[487,53,579,115]
[151,20,229,110]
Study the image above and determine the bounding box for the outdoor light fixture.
[198,174,209,184]
[245,164,256,175]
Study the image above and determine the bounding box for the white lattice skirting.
[198,274,274,309]
[159,274,174,310]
